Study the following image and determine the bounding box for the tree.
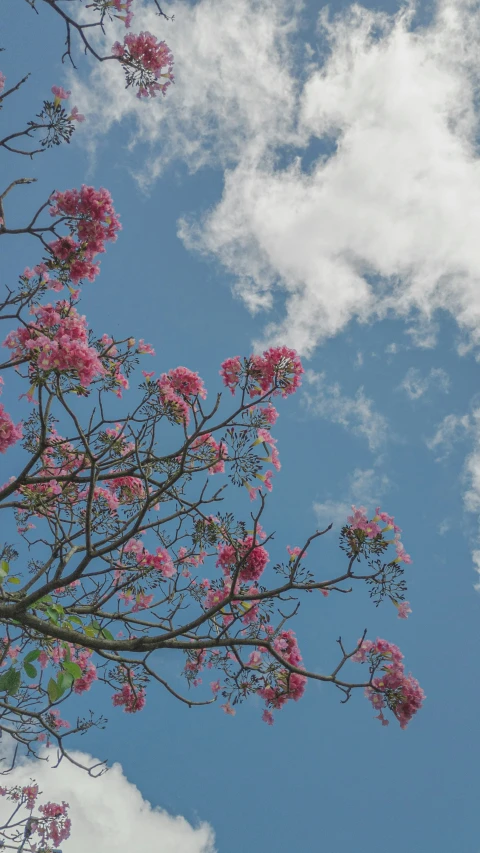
[0,0,424,784]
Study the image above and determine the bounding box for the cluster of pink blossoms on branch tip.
[3,300,105,386]
[216,534,269,583]
[112,683,146,713]
[347,505,412,564]
[257,629,307,724]
[220,346,304,398]
[48,185,121,284]
[0,377,23,454]
[352,638,425,728]
[112,31,174,98]
[157,366,207,424]
[0,785,71,849]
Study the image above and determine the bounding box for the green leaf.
[67,615,83,626]
[84,627,97,638]
[45,607,59,625]
[56,671,74,697]
[101,628,114,641]
[24,649,41,663]
[0,668,22,696]
[7,577,21,585]
[47,678,59,703]
[62,661,82,680]
[23,662,37,679]
[0,560,9,578]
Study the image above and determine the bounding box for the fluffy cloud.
[303,369,388,451]
[72,0,480,356]
[399,366,450,400]
[179,0,480,355]
[0,748,215,853]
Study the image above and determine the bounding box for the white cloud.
[0,748,215,853]
[71,0,480,356]
[303,369,388,450]
[177,0,480,356]
[314,466,389,528]
[70,0,302,183]
[399,366,450,399]
[426,411,471,458]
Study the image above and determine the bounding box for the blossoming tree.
[0,0,424,786]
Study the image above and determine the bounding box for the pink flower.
[352,637,424,728]
[216,535,269,583]
[395,600,412,619]
[48,185,121,284]
[220,356,242,394]
[112,683,146,713]
[112,31,174,98]
[51,85,70,106]
[0,403,23,453]
[69,105,85,122]
[220,702,236,716]
[137,338,155,355]
[210,680,221,694]
[262,709,274,725]
[157,366,206,425]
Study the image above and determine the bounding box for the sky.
[1,0,480,851]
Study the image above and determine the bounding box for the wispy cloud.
[70,0,302,181]
[303,369,388,451]
[399,366,450,400]
[0,748,215,853]
[314,466,390,529]
[426,411,471,458]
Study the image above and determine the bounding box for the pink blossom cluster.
[23,784,39,809]
[258,629,307,722]
[48,185,121,283]
[37,800,72,848]
[220,346,304,398]
[112,683,146,712]
[106,474,145,504]
[112,31,174,98]
[0,788,71,848]
[346,505,412,565]
[352,637,425,728]
[0,783,39,809]
[157,366,207,425]
[216,535,269,583]
[0,377,23,454]
[3,300,105,386]
[123,537,176,578]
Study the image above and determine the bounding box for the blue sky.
[2,0,480,851]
